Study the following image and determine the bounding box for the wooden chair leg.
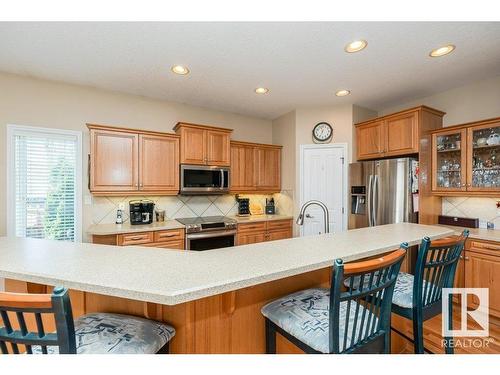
[444,298,454,354]
[265,319,276,354]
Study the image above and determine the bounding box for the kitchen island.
[0,223,454,353]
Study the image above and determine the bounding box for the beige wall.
[380,75,500,127]
[272,110,296,192]
[0,72,273,239]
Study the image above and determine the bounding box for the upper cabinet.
[88,124,180,196]
[230,141,282,193]
[174,122,232,166]
[355,106,440,161]
[431,117,500,196]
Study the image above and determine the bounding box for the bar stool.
[261,244,408,354]
[390,230,469,354]
[0,287,175,354]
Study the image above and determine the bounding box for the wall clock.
[312,122,333,143]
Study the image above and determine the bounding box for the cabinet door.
[385,112,419,156]
[356,121,385,160]
[206,130,231,166]
[466,121,500,192]
[90,129,139,192]
[267,229,292,242]
[237,232,266,245]
[230,144,255,192]
[254,147,281,191]
[432,129,467,192]
[465,250,500,319]
[180,127,206,165]
[139,134,179,192]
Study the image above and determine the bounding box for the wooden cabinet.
[356,120,386,160]
[88,124,180,196]
[92,228,185,250]
[461,238,500,320]
[236,219,292,245]
[89,127,139,192]
[355,106,440,161]
[174,123,232,166]
[139,134,179,192]
[431,117,500,196]
[230,141,282,193]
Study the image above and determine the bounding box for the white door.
[300,144,347,236]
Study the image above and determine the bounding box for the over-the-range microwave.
[180,164,230,195]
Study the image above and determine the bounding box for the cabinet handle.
[461,255,470,261]
[158,233,176,238]
[128,236,145,241]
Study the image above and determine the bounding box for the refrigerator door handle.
[373,175,379,226]
[367,175,373,226]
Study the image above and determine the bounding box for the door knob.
[305,214,313,218]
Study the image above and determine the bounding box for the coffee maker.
[129,200,155,225]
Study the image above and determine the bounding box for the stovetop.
[176,216,237,233]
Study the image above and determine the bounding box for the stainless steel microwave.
[180,165,230,195]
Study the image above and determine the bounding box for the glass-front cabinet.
[432,129,467,191]
[432,119,500,195]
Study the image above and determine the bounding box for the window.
[7,125,82,242]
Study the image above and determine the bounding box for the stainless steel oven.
[176,216,237,251]
[180,165,230,195]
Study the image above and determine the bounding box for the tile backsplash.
[91,190,295,225]
[442,197,500,228]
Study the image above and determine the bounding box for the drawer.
[117,232,154,246]
[237,222,267,234]
[468,240,500,253]
[154,228,184,242]
[267,219,293,231]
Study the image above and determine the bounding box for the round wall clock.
[312,122,333,143]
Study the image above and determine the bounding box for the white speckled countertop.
[0,223,453,305]
[437,225,500,242]
[230,214,293,223]
[87,220,185,235]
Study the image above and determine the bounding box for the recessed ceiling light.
[345,40,367,53]
[255,87,269,94]
[429,45,455,57]
[335,89,351,97]
[171,65,190,75]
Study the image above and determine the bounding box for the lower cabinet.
[237,219,293,245]
[455,238,500,320]
[92,228,185,250]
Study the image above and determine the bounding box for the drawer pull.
[128,236,146,241]
[158,233,176,238]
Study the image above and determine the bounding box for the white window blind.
[8,126,82,242]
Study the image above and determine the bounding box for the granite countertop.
[437,224,500,243]
[230,214,293,223]
[0,223,453,305]
[87,220,185,235]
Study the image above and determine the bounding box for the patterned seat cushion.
[261,288,378,353]
[33,313,175,354]
[344,272,435,309]
[392,272,434,309]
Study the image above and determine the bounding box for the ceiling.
[0,22,499,119]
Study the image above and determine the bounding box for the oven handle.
[186,229,237,240]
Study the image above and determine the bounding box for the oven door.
[180,165,230,194]
[186,230,236,251]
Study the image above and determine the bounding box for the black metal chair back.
[0,287,76,354]
[329,243,407,353]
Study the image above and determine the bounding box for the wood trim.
[344,248,406,275]
[87,123,180,138]
[230,140,283,149]
[0,291,52,309]
[430,116,500,134]
[431,190,500,197]
[354,106,446,127]
[173,122,233,133]
[90,190,179,196]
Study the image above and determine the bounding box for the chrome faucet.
[296,200,330,234]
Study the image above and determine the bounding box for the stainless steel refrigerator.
[349,158,418,229]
